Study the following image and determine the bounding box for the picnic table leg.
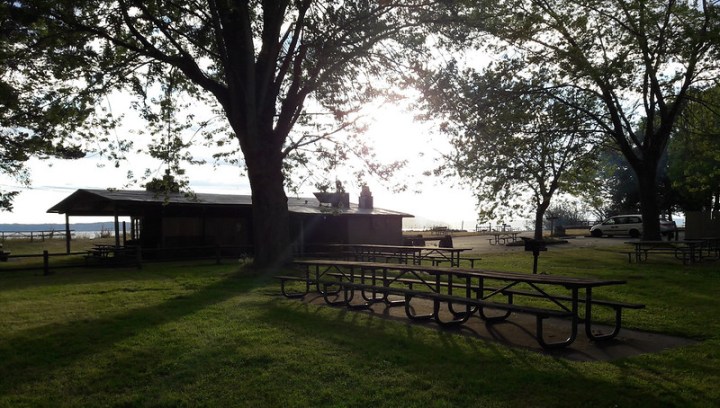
[477,277,512,322]
[321,282,368,309]
[584,287,622,341]
[536,288,579,349]
[447,275,476,317]
[403,293,435,321]
[434,300,472,326]
[380,267,405,306]
[432,273,472,326]
[360,267,384,303]
[315,265,341,296]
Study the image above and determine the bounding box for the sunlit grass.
[0,245,719,407]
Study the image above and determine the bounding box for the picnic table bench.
[487,232,520,245]
[318,243,474,267]
[625,240,710,264]
[0,244,9,262]
[84,244,138,265]
[279,259,644,349]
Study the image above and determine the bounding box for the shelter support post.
[65,214,71,254]
[114,208,120,248]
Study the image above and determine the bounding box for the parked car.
[590,214,677,238]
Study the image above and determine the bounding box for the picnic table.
[317,244,473,267]
[280,259,643,349]
[487,232,520,245]
[625,240,709,264]
[696,237,720,259]
[85,244,137,265]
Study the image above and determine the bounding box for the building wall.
[138,204,405,255]
[294,215,348,246]
[347,216,403,245]
[204,217,250,246]
[290,214,405,254]
[140,206,252,251]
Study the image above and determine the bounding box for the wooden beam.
[65,214,71,254]
[114,207,121,248]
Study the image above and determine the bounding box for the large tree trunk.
[633,162,662,241]
[245,148,292,270]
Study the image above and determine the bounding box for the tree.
[450,0,720,240]
[422,63,601,239]
[2,1,439,268]
[583,148,641,218]
[544,199,592,231]
[668,85,720,211]
[1,7,88,211]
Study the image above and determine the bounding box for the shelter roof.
[47,189,413,218]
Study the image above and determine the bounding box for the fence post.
[43,250,50,275]
[216,244,221,265]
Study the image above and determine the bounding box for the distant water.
[73,231,117,239]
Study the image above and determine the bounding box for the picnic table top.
[293,259,625,288]
[322,243,473,252]
[625,240,706,246]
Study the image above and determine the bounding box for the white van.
[590,214,676,238]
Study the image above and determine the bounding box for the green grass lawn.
[1,243,719,407]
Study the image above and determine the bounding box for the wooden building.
[47,188,412,257]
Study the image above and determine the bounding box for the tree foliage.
[1,1,440,266]
[442,0,720,239]
[1,5,90,211]
[669,85,720,211]
[423,61,601,239]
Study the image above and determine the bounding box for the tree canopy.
[1,1,441,267]
[438,0,720,239]
[422,61,600,239]
[669,85,720,211]
[1,5,90,211]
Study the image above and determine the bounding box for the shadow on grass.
[0,265,260,393]
[260,297,678,407]
[0,260,246,293]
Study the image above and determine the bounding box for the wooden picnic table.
[319,243,473,267]
[487,232,520,245]
[85,244,137,265]
[696,237,720,259]
[285,259,642,349]
[625,240,709,264]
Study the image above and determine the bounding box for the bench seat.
[273,275,315,298]
[322,281,577,349]
[298,251,355,260]
[628,245,697,264]
[498,288,644,340]
[460,257,483,268]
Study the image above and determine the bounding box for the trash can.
[439,235,453,248]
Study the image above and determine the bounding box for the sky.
[0,105,486,230]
